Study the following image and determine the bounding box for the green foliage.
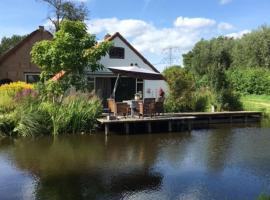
[257,193,270,200]
[227,67,270,95]
[0,114,16,136]
[0,35,26,55]
[183,37,235,77]
[233,26,270,68]
[241,95,270,117]
[31,20,112,91]
[0,94,14,114]
[13,91,102,136]
[163,66,196,112]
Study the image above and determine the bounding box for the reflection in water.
[0,123,270,200]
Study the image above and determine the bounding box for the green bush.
[257,193,270,200]
[227,67,270,95]
[0,114,16,136]
[0,93,15,114]
[13,90,102,136]
[193,88,212,112]
[14,97,52,137]
[163,66,195,112]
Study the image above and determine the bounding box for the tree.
[232,26,270,68]
[183,36,235,77]
[31,20,111,91]
[0,35,26,55]
[163,66,196,112]
[40,0,88,31]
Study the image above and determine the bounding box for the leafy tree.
[232,26,270,68]
[39,0,88,31]
[0,35,26,55]
[183,36,235,77]
[163,66,196,112]
[31,20,111,91]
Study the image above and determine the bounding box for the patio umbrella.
[107,66,165,99]
[107,66,164,80]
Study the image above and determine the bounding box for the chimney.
[39,26,44,31]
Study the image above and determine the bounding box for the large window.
[25,73,40,83]
[109,47,125,59]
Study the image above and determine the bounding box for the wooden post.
[177,121,180,131]
[105,124,109,135]
[168,121,172,132]
[147,122,152,133]
[125,123,130,134]
[188,120,192,132]
[245,115,248,123]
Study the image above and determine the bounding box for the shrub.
[0,93,14,114]
[0,82,35,114]
[193,88,212,112]
[0,82,33,96]
[0,113,16,136]
[14,97,52,137]
[227,67,270,95]
[163,66,195,112]
[14,90,102,136]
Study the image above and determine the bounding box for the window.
[109,47,125,59]
[25,73,40,83]
[87,76,95,92]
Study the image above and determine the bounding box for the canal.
[0,121,270,200]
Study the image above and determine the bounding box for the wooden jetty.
[97,111,262,135]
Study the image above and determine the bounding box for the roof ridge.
[106,32,160,73]
[0,28,53,64]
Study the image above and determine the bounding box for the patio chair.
[155,101,164,115]
[138,98,156,117]
[107,99,129,116]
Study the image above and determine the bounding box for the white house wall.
[144,80,168,98]
[100,37,153,71]
[98,35,168,99]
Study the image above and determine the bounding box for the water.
[1,122,270,200]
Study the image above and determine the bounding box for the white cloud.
[87,17,244,68]
[218,22,234,31]
[88,16,222,56]
[226,29,250,38]
[174,17,216,29]
[88,18,153,38]
[219,0,232,5]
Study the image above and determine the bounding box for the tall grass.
[14,91,102,136]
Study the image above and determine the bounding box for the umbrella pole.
[111,74,120,99]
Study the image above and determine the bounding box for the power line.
[161,46,181,66]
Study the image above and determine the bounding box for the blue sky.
[0,0,269,71]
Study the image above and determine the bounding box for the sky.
[0,0,269,71]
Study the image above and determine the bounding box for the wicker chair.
[107,99,129,116]
[138,98,156,117]
[155,101,164,115]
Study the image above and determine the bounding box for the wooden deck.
[98,111,262,135]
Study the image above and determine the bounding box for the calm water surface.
[1,122,270,200]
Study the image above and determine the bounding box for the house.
[0,28,167,103]
[0,26,53,84]
[88,32,168,103]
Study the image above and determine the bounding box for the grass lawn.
[241,95,270,116]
